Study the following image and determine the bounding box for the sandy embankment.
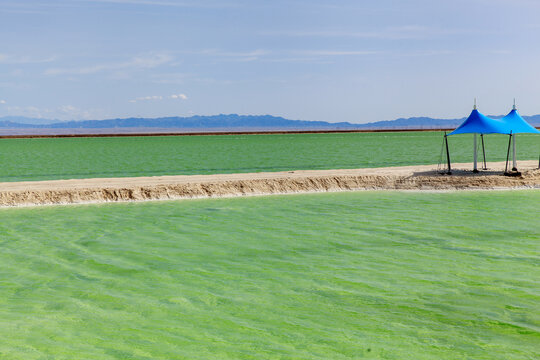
[0,161,539,207]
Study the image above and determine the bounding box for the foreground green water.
[1,191,538,359]
[0,132,538,182]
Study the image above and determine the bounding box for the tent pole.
[481,134,487,170]
[505,132,512,174]
[473,133,478,173]
[444,132,451,175]
[512,133,517,171]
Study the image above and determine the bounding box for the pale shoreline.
[0,161,539,208]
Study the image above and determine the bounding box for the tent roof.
[499,109,540,134]
[448,108,540,135]
[448,109,508,135]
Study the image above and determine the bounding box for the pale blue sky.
[1,0,540,123]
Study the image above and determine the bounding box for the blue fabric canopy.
[499,109,540,134]
[448,109,509,135]
[448,108,540,135]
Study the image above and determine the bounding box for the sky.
[1,0,540,123]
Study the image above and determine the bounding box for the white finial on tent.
[473,98,477,110]
[513,98,516,110]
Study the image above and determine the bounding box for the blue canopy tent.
[500,108,540,134]
[448,109,509,136]
[447,104,508,173]
[443,101,539,175]
[499,106,540,172]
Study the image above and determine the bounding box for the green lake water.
[1,191,538,359]
[0,132,538,182]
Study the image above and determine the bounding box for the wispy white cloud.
[211,49,269,57]
[294,50,380,56]
[0,53,56,64]
[398,50,454,57]
[57,105,92,119]
[129,93,188,103]
[261,26,467,40]
[5,104,97,120]
[0,0,238,15]
[179,48,377,63]
[262,57,333,64]
[170,93,187,100]
[174,48,377,65]
[262,26,431,40]
[0,100,6,104]
[182,49,269,62]
[259,48,461,63]
[258,50,378,64]
[129,95,163,103]
[44,52,173,75]
[76,0,238,8]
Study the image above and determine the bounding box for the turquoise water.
[1,191,538,359]
[0,132,538,182]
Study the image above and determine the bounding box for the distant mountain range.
[1,113,539,131]
[0,114,355,130]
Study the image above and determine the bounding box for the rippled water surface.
[0,132,538,181]
[1,191,539,359]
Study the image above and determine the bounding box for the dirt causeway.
[0,161,538,207]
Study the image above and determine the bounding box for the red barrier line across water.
[0,128,463,139]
